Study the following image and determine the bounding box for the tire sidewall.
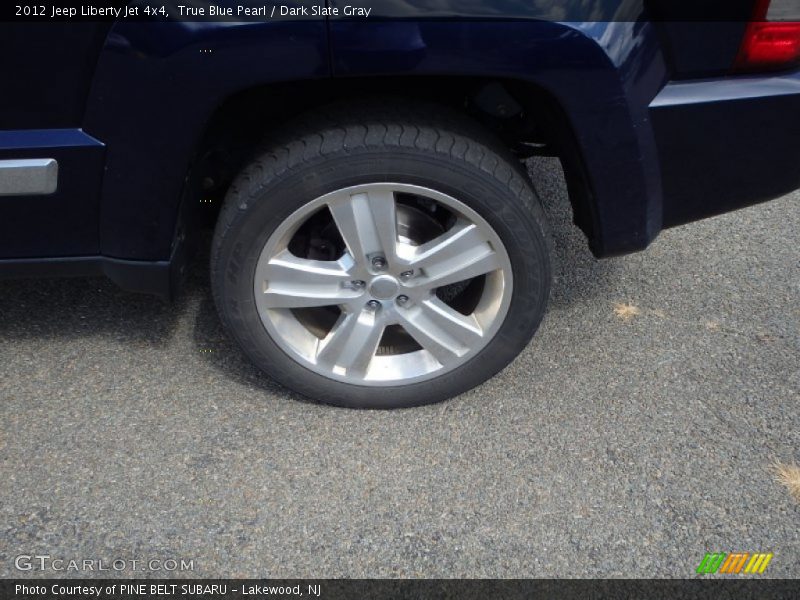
[213,147,550,408]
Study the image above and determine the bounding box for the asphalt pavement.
[1,158,798,578]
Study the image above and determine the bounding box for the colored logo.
[696,552,773,575]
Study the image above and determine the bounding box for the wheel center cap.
[368,275,400,300]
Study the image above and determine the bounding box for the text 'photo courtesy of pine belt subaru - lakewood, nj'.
[1,0,798,408]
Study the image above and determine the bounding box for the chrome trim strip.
[0,158,58,196]
[650,72,800,108]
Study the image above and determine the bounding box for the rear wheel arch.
[181,77,601,255]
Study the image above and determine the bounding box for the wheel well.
[187,76,598,250]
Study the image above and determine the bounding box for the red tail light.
[735,0,800,72]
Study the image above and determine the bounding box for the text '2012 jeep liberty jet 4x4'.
[1,0,799,407]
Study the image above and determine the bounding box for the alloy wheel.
[253,183,513,386]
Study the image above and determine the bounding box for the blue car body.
[1,0,798,298]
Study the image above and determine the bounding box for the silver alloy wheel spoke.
[316,309,385,378]
[259,250,357,308]
[403,220,501,289]
[327,188,399,264]
[416,244,502,291]
[405,220,489,268]
[397,298,484,366]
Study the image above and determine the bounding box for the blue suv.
[1,0,798,407]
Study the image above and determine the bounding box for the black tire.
[210,102,552,408]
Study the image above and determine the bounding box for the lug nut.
[351,280,366,289]
[371,256,387,269]
[396,295,409,306]
[400,270,414,280]
[366,300,382,311]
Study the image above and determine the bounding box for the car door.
[0,23,108,258]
